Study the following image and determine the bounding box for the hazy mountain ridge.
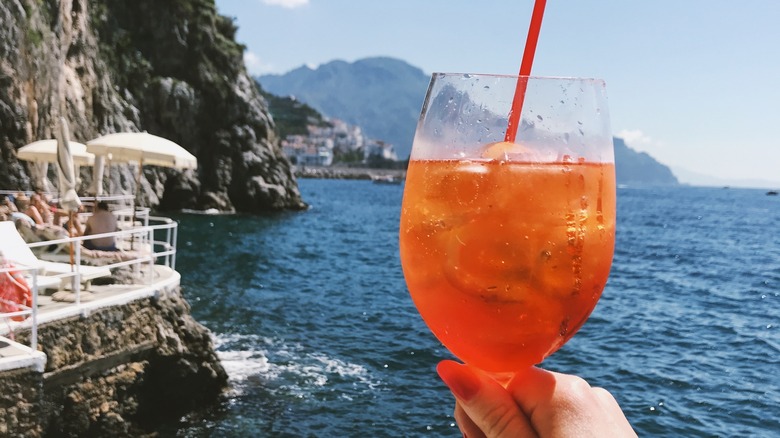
[259,57,429,160]
[259,57,679,186]
[614,137,679,186]
[672,166,779,190]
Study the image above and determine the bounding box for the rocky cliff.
[613,137,679,186]
[1,281,229,436]
[0,0,306,212]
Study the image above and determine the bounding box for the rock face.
[0,0,306,212]
[1,282,229,436]
[613,137,679,186]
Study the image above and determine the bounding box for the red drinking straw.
[504,0,547,143]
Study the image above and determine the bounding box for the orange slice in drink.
[480,141,533,160]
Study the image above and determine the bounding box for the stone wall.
[294,165,406,180]
[0,283,228,437]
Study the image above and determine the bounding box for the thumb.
[437,360,538,438]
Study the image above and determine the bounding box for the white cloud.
[262,0,309,8]
[616,129,654,152]
[244,51,275,75]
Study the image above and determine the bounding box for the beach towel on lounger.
[0,252,32,321]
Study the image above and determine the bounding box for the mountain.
[613,137,679,186]
[259,57,679,186]
[672,166,780,189]
[0,0,305,212]
[259,57,430,160]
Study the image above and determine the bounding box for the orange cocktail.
[399,74,616,374]
[400,158,615,373]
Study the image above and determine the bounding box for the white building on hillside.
[365,140,398,161]
[281,118,396,166]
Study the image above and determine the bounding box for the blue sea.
[164,179,780,437]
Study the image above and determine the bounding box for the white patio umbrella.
[86,131,197,248]
[17,139,95,166]
[86,132,197,169]
[86,132,197,197]
[17,139,95,193]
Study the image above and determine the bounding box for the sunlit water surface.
[161,180,779,437]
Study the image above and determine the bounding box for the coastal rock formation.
[613,137,679,186]
[2,282,228,436]
[0,0,306,212]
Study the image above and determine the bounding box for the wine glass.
[399,73,616,377]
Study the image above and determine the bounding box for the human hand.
[436,360,637,438]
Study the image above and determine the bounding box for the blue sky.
[215,0,780,188]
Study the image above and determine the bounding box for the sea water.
[164,180,779,437]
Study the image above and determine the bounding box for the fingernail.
[437,360,481,401]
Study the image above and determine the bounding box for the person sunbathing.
[10,194,68,244]
[31,193,52,224]
[14,193,44,225]
[83,201,118,251]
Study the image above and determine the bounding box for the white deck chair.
[0,221,111,288]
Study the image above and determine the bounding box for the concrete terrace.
[0,212,181,374]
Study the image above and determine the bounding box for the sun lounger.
[0,221,111,288]
[37,245,152,267]
[20,273,61,291]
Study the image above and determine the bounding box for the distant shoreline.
[293,166,406,180]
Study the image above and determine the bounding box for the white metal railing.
[0,214,179,358]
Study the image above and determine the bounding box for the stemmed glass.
[399,73,616,377]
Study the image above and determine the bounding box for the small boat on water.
[766,190,778,196]
[371,174,403,185]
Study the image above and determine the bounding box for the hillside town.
[280,118,398,166]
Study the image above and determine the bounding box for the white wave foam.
[211,333,381,397]
[217,349,272,381]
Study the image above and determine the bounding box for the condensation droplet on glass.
[536,115,543,121]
